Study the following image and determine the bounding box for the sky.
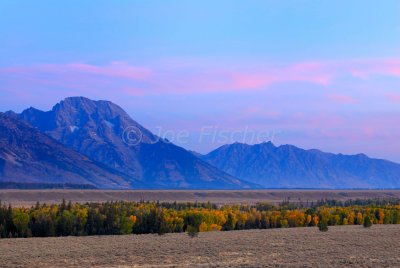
[1,1,400,161]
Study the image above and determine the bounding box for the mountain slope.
[19,97,255,189]
[202,142,400,188]
[0,113,143,189]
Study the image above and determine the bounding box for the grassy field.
[1,189,400,207]
[0,225,399,267]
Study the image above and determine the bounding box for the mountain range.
[201,142,400,189]
[1,97,253,189]
[0,96,399,189]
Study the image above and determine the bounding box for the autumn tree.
[12,208,30,237]
[306,214,312,226]
[0,199,399,239]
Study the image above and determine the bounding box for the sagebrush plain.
[1,225,399,267]
[2,189,400,207]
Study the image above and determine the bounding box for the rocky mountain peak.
[15,97,254,189]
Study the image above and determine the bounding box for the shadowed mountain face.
[21,97,156,180]
[202,142,400,189]
[0,113,140,189]
[19,97,253,189]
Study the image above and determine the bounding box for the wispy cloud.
[1,58,400,97]
[349,59,400,79]
[1,62,151,80]
[65,62,152,80]
[328,94,357,104]
[386,93,400,102]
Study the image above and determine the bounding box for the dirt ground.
[1,189,400,207]
[1,225,399,267]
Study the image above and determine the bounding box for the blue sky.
[1,1,400,161]
[2,1,399,63]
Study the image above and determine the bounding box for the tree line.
[0,199,399,238]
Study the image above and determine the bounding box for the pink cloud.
[228,73,276,89]
[386,93,400,102]
[1,58,400,96]
[328,94,357,104]
[349,59,400,79]
[0,60,335,96]
[65,62,151,80]
[0,62,151,80]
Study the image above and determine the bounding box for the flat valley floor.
[1,225,399,267]
[1,189,400,206]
